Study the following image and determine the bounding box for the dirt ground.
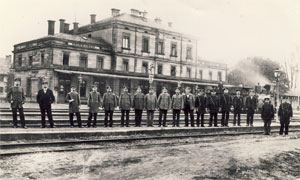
[0,133,300,180]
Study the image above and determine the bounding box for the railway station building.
[12,8,228,103]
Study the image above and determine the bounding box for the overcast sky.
[1,0,299,67]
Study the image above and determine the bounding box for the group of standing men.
[6,78,293,135]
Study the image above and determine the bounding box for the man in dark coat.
[232,90,243,126]
[119,86,132,127]
[278,97,293,135]
[245,90,257,126]
[219,88,232,127]
[195,89,206,127]
[87,85,102,128]
[7,78,26,128]
[102,86,118,127]
[182,86,195,127]
[37,81,55,128]
[261,97,274,135]
[207,89,219,127]
[133,86,144,127]
[157,87,171,127]
[171,87,182,127]
[144,87,157,127]
[66,86,82,128]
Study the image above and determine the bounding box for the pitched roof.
[15,33,112,48]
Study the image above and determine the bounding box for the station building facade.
[13,8,228,103]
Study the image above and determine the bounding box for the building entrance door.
[58,75,71,103]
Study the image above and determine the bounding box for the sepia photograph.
[0,0,299,179]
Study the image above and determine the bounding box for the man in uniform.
[157,87,171,127]
[219,88,232,127]
[133,86,144,127]
[207,89,219,127]
[261,97,274,135]
[182,86,195,127]
[119,86,132,127]
[102,86,118,127]
[144,87,157,127]
[245,90,257,126]
[87,84,102,128]
[195,89,206,127]
[37,81,55,128]
[278,97,293,135]
[232,90,244,126]
[171,87,182,127]
[7,78,26,128]
[66,86,82,128]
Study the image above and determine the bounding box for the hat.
[236,90,241,92]
[14,78,21,82]
[42,81,48,84]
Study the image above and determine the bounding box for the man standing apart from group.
[7,78,26,128]
[245,90,257,127]
[37,81,55,128]
[102,86,118,127]
[157,87,171,127]
[144,87,157,127]
[87,84,102,128]
[66,86,82,128]
[182,86,195,127]
[119,86,132,127]
[171,87,182,127]
[232,90,243,126]
[278,97,293,135]
[195,89,206,127]
[133,86,144,127]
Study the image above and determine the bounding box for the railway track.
[1,128,300,157]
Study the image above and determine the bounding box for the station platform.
[1,122,300,142]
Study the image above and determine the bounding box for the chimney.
[142,11,148,19]
[168,22,173,28]
[90,14,96,23]
[59,19,65,33]
[130,9,140,16]
[73,22,79,35]
[154,18,162,24]
[111,8,120,17]
[64,23,69,33]
[47,20,55,35]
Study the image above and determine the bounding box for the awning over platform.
[54,69,235,87]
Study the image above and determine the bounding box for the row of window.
[122,34,193,59]
[16,52,222,81]
[62,53,104,70]
[17,53,45,66]
[121,58,222,80]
